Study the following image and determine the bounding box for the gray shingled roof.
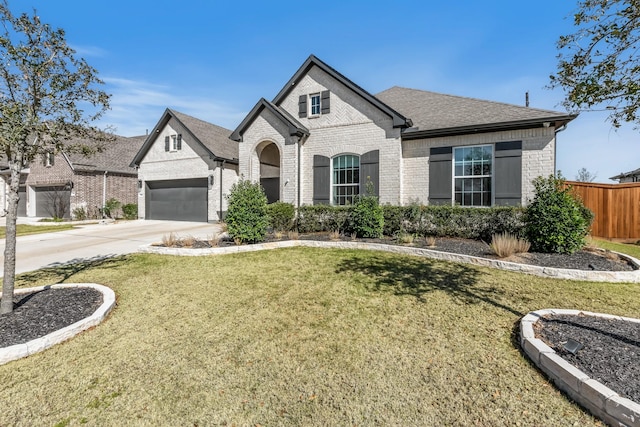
[170,109,237,161]
[376,86,574,134]
[66,134,146,174]
[610,167,640,180]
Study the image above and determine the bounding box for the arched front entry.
[258,142,280,203]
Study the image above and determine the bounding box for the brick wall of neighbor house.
[24,152,74,216]
[401,127,556,205]
[70,171,137,215]
[239,65,403,206]
[137,122,230,221]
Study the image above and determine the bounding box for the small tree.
[575,167,598,182]
[524,174,594,254]
[225,179,269,244]
[0,3,110,314]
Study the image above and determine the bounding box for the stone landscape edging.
[520,309,640,427]
[0,283,115,366]
[138,240,640,283]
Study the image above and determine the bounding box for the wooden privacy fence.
[565,180,640,240]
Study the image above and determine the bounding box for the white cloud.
[97,77,247,136]
[70,44,108,58]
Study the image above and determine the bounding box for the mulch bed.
[535,314,640,403]
[0,287,103,348]
[176,234,637,272]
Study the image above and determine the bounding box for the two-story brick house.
[0,134,144,218]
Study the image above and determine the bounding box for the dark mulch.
[0,287,103,348]
[535,314,640,403]
[163,234,636,272]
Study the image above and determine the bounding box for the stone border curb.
[520,309,640,427]
[138,240,640,283]
[0,283,116,366]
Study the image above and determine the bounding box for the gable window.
[164,134,182,152]
[310,93,321,116]
[333,154,359,205]
[454,145,492,206]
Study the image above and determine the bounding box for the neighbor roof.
[610,167,640,180]
[67,134,146,174]
[376,86,577,138]
[131,109,238,167]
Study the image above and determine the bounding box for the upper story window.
[164,134,182,152]
[333,154,359,205]
[310,94,321,116]
[299,90,330,118]
[454,145,492,206]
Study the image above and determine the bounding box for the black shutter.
[321,90,330,114]
[429,146,452,205]
[50,153,54,166]
[313,155,330,204]
[360,150,379,197]
[177,134,182,150]
[298,95,307,118]
[42,153,46,166]
[494,141,522,206]
[164,136,170,152]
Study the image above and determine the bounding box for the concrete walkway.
[0,220,220,275]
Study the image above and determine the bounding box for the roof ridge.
[168,108,233,133]
[378,86,568,116]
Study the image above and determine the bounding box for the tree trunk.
[0,159,22,314]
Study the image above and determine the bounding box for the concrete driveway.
[0,220,220,275]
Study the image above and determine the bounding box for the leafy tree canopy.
[575,167,598,182]
[550,0,640,128]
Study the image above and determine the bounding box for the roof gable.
[230,98,309,142]
[272,55,411,129]
[376,86,577,138]
[131,109,237,167]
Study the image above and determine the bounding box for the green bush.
[225,180,269,244]
[352,195,384,238]
[296,205,353,233]
[267,202,295,231]
[524,174,594,254]
[72,206,87,221]
[103,198,121,219]
[122,203,138,220]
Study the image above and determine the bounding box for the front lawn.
[3,248,638,426]
[594,238,640,259]
[0,223,75,238]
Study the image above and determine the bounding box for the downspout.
[219,160,225,222]
[554,123,568,176]
[297,137,301,210]
[102,170,108,218]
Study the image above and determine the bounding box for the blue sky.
[11,0,640,182]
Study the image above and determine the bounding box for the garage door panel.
[35,186,71,218]
[146,179,207,222]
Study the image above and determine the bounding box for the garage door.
[146,178,208,222]
[35,186,71,218]
[18,186,26,217]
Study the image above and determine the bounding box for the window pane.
[473,193,481,206]
[455,193,462,205]
[473,163,482,175]
[463,193,471,206]
[483,192,491,206]
[454,178,462,192]
[472,178,481,191]
[483,146,492,160]
[455,149,463,161]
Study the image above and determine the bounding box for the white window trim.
[44,152,54,167]
[452,144,494,207]
[170,134,178,152]
[309,93,321,118]
[331,153,360,206]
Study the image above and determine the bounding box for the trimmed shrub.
[72,206,87,221]
[524,175,594,254]
[352,195,384,238]
[103,198,121,219]
[225,180,269,244]
[267,202,295,231]
[122,203,138,220]
[297,205,353,233]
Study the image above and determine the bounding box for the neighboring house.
[0,134,145,219]
[130,108,238,222]
[610,168,640,183]
[230,54,577,208]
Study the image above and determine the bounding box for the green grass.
[3,247,638,426]
[0,224,75,238]
[594,238,640,259]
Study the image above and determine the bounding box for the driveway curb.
[520,309,640,427]
[138,240,640,283]
[0,283,115,366]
